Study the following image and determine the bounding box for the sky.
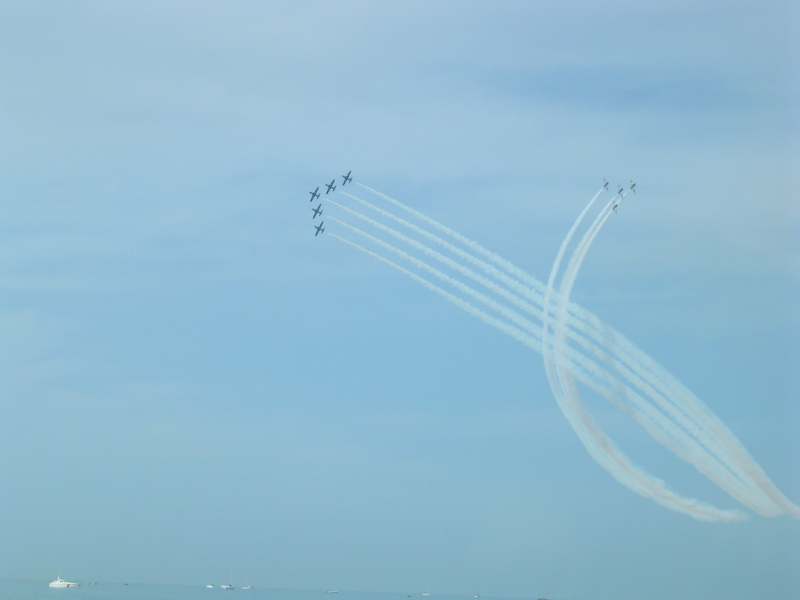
[0,1,798,598]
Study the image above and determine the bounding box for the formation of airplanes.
[607,178,638,212]
[306,173,635,236]
[308,170,352,237]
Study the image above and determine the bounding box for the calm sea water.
[1,582,489,600]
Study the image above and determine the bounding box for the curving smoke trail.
[355,184,800,518]
[546,198,761,519]
[333,203,758,519]
[326,183,798,519]
[331,193,777,512]
[330,221,744,522]
[542,186,605,411]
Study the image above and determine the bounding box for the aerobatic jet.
[325,179,336,194]
[312,203,323,219]
[341,170,353,186]
[315,221,326,237]
[629,180,637,194]
[603,179,609,190]
[309,186,320,202]
[613,185,625,212]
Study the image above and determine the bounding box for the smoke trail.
[351,185,800,517]
[345,189,713,444]
[356,182,544,293]
[331,214,757,517]
[330,230,745,522]
[542,187,604,406]
[329,195,770,509]
[549,199,782,517]
[541,192,796,516]
[350,187,698,424]
[535,192,696,514]
[538,198,767,518]
[353,185,710,420]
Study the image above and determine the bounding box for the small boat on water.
[49,577,79,589]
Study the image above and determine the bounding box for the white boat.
[220,583,234,591]
[206,584,216,589]
[49,577,79,589]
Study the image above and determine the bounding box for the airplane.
[325,179,336,194]
[341,170,352,186]
[613,185,625,212]
[315,221,325,237]
[603,178,609,190]
[629,180,637,194]
[309,186,320,202]
[312,203,323,219]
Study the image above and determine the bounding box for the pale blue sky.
[0,1,798,599]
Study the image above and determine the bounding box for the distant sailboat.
[49,577,79,589]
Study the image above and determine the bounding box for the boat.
[49,577,79,589]
[206,584,216,589]
[220,583,234,591]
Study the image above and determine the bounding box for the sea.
[0,582,490,600]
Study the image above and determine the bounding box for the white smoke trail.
[330,229,744,522]
[352,184,800,518]
[349,188,698,423]
[331,213,754,516]
[345,189,713,442]
[329,195,773,511]
[352,186,710,422]
[536,192,691,513]
[550,199,776,517]
[542,187,605,403]
[356,182,544,293]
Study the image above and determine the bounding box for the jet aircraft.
[315,221,326,237]
[613,185,625,212]
[325,179,336,194]
[312,203,323,219]
[309,186,320,202]
[603,179,609,190]
[341,170,353,186]
[629,180,637,194]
